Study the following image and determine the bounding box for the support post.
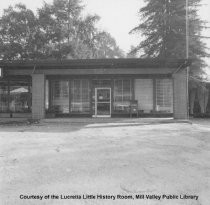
[173,69,188,119]
[32,74,45,119]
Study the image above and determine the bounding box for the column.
[173,69,188,119]
[32,74,45,119]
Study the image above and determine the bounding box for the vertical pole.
[68,0,70,45]
[186,0,189,119]
[186,0,189,59]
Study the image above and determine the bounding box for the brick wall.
[32,74,45,119]
[173,69,188,119]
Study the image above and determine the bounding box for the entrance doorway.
[94,88,111,117]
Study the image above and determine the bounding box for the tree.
[130,0,209,76]
[93,31,124,58]
[37,0,84,59]
[74,14,100,58]
[0,0,124,60]
[127,46,138,58]
[38,0,124,59]
[0,4,42,60]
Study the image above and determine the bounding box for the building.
[0,58,190,119]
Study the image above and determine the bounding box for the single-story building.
[0,58,190,119]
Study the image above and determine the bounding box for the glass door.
[94,88,111,117]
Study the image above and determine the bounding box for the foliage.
[93,31,124,58]
[127,46,138,58]
[0,0,124,60]
[130,0,209,76]
[0,4,41,60]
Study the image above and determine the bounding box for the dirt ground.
[0,118,210,205]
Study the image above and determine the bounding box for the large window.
[71,79,90,113]
[9,85,31,112]
[135,79,153,113]
[114,79,132,113]
[51,80,69,113]
[0,83,8,112]
[0,79,31,113]
[50,79,90,114]
[156,79,173,113]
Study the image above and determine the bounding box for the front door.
[94,88,111,117]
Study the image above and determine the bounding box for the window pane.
[156,79,173,113]
[114,79,132,113]
[51,80,69,113]
[0,83,8,112]
[71,79,90,113]
[9,85,31,112]
[0,79,31,113]
[135,79,153,113]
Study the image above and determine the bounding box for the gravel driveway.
[0,118,210,205]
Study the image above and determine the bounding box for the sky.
[0,0,210,75]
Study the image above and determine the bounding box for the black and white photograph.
[0,0,210,204]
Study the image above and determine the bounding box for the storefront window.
[9,85,31,112]
[0,79,31,113]
[156,79,173,113]
[71,79,90,113]
[114,79,132,113]
[0,83,9,112]
[134,79,153,113]
[51,80,69,113]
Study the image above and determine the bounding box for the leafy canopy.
[0,0,124,60]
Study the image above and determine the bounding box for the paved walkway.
[0,117,191,125]
[43,117,176,123]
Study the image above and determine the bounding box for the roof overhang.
[0,58,192,76]
[0,58,191,69]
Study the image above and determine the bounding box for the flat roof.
[0,58,191,70]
